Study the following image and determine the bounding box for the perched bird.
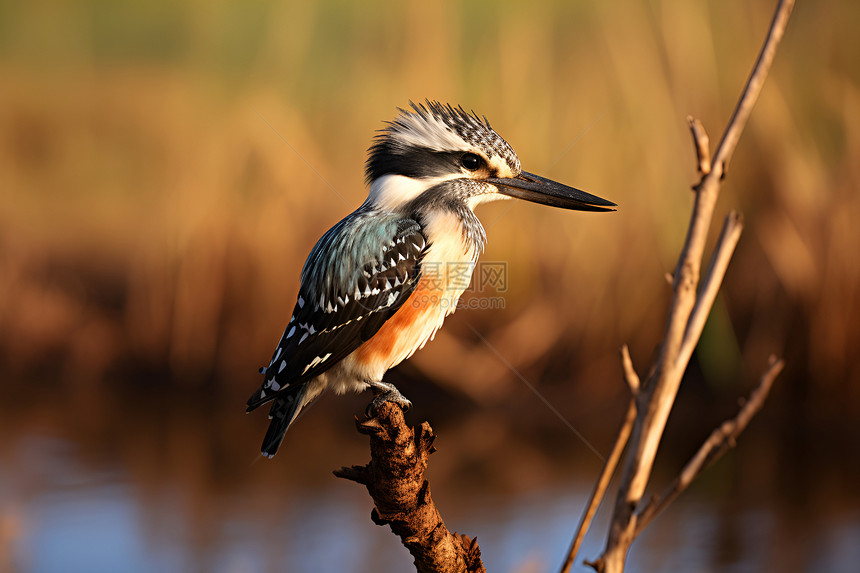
[247,101,615,457]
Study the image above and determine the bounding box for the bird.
[247,101,615,458]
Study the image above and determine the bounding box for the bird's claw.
[364,384,412,418]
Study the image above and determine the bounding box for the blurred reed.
[0,0,858,422]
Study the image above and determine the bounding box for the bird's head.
[364,101,616,214]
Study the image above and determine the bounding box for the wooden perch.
[334,403,486,573]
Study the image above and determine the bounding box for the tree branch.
[334,403,486,573]
[687,116,711,176]
[709,0,795,180]
[620,345,641,397]
[592,2,794,571]
[633,356,784,536]
[678,211,744,366]
[558,345,643,573]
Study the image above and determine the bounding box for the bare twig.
[620,345,641,396]
[710,1,795,180]
[334,403,485,573]
[678,211,744,366]
[634,356,784,535]
[687,116,711,176]
[594,2,794,571]
[559,346,642,573]
[560,401,637,573]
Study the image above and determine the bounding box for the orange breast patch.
[353,276,445,368]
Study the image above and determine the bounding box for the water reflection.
[1,386,858,573]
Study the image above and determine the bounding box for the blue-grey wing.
[246,212,427,411]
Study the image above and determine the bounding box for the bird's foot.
[365,381,412,417]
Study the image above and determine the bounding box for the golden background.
[0,1,857,571]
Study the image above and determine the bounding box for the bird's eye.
[461,153,483,171]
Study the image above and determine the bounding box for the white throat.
[368,174,460,211]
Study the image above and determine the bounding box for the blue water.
[3,435,859,573]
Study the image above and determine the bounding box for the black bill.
[486,171,616,212]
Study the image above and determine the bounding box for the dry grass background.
[2,0,857,413]
[1,1,859,570]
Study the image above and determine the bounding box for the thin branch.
[597,2,794,571]
[678,211,744,366]
[634,356,784,536]
[559,346,640,573]
[620,345,641,396]
[710,0,795,179]
[334,403,485,573]
[687,116,711,176]
[560,400,637,573]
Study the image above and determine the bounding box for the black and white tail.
[261,388,308,458]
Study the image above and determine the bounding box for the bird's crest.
[365,100,521,184]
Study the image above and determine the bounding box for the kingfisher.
[247,101,615,457]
